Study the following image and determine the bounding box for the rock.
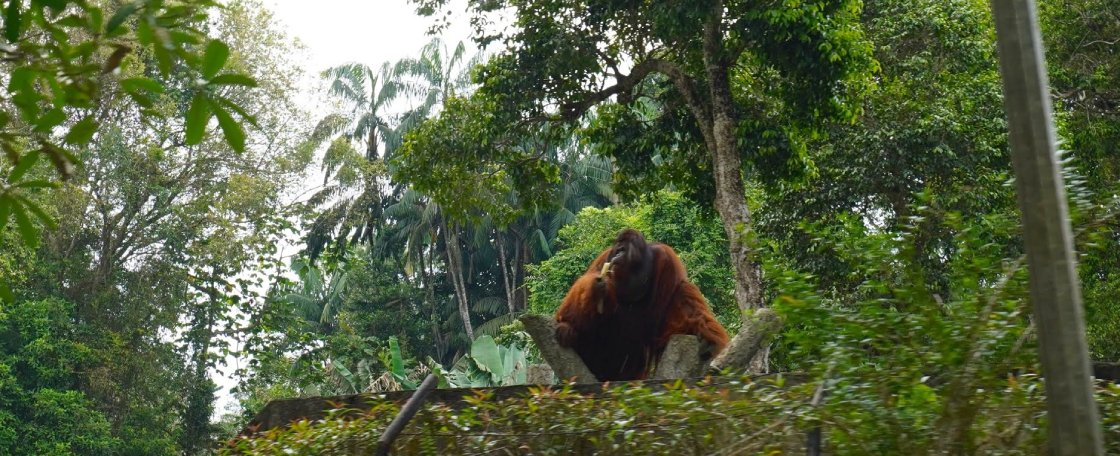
[652,334,703,380]
[518,314,599,383]
[526,364,556,384]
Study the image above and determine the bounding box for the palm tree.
[393,38,481,144]
[321,61,402,160]
[380,188,456,356]
[304,61,403,259]
[390,38,483,341]
[284,256,351,332]
[375,40,614,347]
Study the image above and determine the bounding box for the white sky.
[265,0,475,76]
[263,0,478,120]
[214,0,479,417]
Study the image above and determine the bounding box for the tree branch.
[550,58,711,133]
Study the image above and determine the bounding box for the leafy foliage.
[766,203,1037,451]
[223,376,815,455]
[3,0,1117,452]
[0,1,306,453]
[757,0,1012,298]
[1039,0,1120,362]
[433,335,530,388]
[393,94,564,226]
[0,299,119,454]
[222,373,1120,455]
[0,0,260,248]
[527,191,739,326]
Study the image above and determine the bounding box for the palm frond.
[474,313,521,339]
[310,113,352,146]
[305,184,342,207]
[374,79,401,110]
[548,208,576,238]
[532,229,553,258]
[322,63,370,106]
[471,296,507,315]
[285,293,323,324]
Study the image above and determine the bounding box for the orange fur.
[553,229,730,380]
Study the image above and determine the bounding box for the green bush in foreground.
[221,375,1120,455]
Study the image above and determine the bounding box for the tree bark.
[709,309,783,373]
[701,3,768,372]
[420,235,448,361]
[700,1,763,318]
[496,230,516,315]
[442,221,474,341]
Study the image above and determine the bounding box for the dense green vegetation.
[1,0,1118,454]
[221,377,1120,455]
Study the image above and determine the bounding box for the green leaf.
[34,109,66,133]
[214,96,259,127]
[121,77,164,108]
[330,360,357,393]
[15,195,56,229]
[185,95,210,145]
[120,77,165,94]
[14,180,58,189]
[126,92,151,108]
[56,14,87,28]
[64,116,97,145]
[134,14,152,44]
[106,1,140,34]
[202,39,229,79]
[8,150,40,182]
[212,105,246,153]
[388,336,405,377]
[11,200,39,248]
[4,0,21,42]
[152,32,173,74]
[470,335,506,379]
[0,196,11,233]
[0,282,13,303]
[169,30,201,46]
[88,5,103,31]
[208,74,257,87]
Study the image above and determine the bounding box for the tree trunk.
[442,221,474,341]
[699,4,763,316]
[701,3,767,372]
[514,241,526,311]
[516,239,529,310]
[181,279,219,454]
[423,231,451,362]
[367,123,379,160]
[496,230,516,315]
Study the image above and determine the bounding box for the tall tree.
[0,0,259,251]
[1,1,308,452]
[380,188,457,359]
[394,38,482,142]
[758,0,1012,295]
[410,0,876,315]
[304,61,402,259]
[393,37,483,340]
